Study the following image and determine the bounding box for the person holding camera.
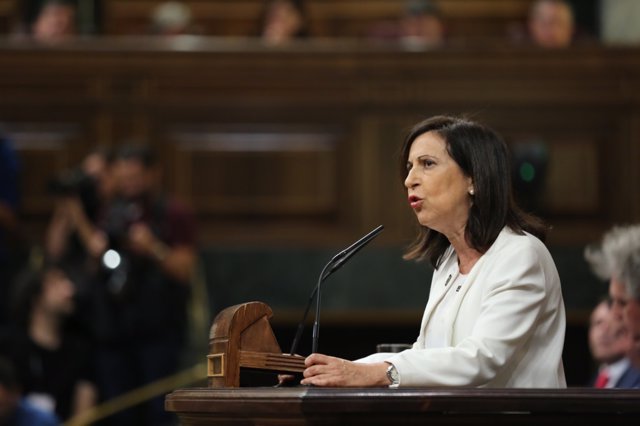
[44,147,116,340]
[46,146,116,261]
[92,144,196,426]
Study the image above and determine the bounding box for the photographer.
[93,144,196,426]
[46,147,114,262]
[44,148,115,340]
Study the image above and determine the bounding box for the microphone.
[288,225,384,356]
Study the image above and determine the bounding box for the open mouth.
[408,195,423,209]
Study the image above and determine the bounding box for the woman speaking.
[301,116,566,388]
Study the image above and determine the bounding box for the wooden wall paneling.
[146,51,358,114]
[161,124,354,246]
[167,127,340,216]
[544,139,600,215]
[0,0,14,33]
[607,112,640,224]
[630,110,640,221]
[0,73,90,108]
[1,41,640,247]
[84,73,150,150]
[354,115,417,245]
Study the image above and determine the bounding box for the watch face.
[391,367,399,382]
[387,365,399,384]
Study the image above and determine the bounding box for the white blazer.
[386,227,566,388]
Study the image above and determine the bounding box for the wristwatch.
[386,363,399,387]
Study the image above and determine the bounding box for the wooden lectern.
[168,301,640,424]
[207,301,305,387]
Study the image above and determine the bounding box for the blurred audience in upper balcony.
[259,0,309,45]
[368,0,445,49]
[30,0,77,43]
[399,0,445,48]
[527,0,574,48]
[149,1,199,36]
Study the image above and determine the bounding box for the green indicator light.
[520,162,535,182]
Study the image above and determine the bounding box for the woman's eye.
[422,159,435,168]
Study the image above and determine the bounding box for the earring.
[469,188,474,195]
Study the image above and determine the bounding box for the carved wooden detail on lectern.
[207,301,306,387]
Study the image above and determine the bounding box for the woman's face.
[404,131,472,236]
[32,4,76,42]
[41,269,75,316]
[263,0,303,43]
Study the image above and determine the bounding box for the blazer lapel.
[443,254,487,345]
[418,251,458,344]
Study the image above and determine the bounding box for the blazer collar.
[419,228,511,346]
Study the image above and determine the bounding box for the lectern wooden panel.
[207,302,305,387]
[166,387,640,425]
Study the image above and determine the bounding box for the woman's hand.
[300,354,389,387]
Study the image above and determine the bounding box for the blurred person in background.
[259,0,309,44]
[586,224,640,370]
[368,0,445,48]
[399,0,445,48]
[92,144,196,426]
[46,146,115,265]
[527,0,574,48]
[31,0,76,43]
[620,248,640,369]
[0,357,59,426]
[0,132,21,327]
[149,1,197,36]
[45,147,115,339]
[588,299,640,388]
[0,264,96,422]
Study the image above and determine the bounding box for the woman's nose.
[404,168,418,189]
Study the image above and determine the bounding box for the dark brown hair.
[400,115,548,268]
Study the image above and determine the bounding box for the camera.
[48,168,101,222]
